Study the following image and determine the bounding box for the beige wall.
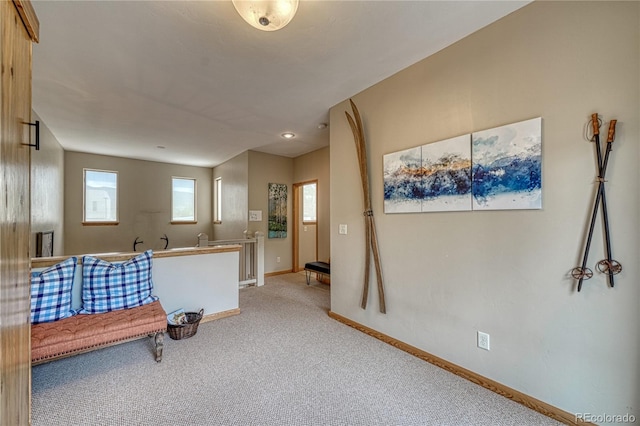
[212,150,249,241]
[64,152,213,255]
[246,151,293,273]
[212,148,330,274]
[294,147,330,264]
[30,111,65,257]
[330,1,638,419]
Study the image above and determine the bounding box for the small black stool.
[304,261,330,285]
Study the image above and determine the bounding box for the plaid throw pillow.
[31,257,78,324]
[79,250,158,314]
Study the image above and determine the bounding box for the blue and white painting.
[421,134,472,212]
[383,146,422,213]
[383,135,472,213]
[471,117,542,210]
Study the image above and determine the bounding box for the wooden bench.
[31,300,167,365]
[304,261,330,285]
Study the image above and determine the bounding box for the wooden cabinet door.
[0,1,37,424]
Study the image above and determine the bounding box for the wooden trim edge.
[31,245,241,268]
[265,269,293,277]
[13,0,39,42]
[327,311,588,426]
[292,182,300,273]
[200,308,240,324]
[153,245,241,259]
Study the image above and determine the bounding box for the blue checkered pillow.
[31,257,78,324]
[79,250,158,314]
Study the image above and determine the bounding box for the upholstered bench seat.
[31,300,167,365]
[304,261,330,285]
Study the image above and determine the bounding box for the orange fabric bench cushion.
[31,300,167,363]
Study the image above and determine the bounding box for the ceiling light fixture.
[281,132,296,139]
[231,0,299,32]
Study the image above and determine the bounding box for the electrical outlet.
[477,331,490,351]
[339,224,348,235]
[276,256,281,263]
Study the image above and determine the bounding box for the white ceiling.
[32,1,530,168]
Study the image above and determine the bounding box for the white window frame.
[302,182,317,224]
[171,177,197,224]
[83,168,119,225]
[213,177,222,224]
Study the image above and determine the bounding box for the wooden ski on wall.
[345,99,386,314]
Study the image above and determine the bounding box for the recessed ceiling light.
[281,132,296,139]
[317,123,328,129]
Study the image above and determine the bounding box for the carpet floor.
[32,273,562,425]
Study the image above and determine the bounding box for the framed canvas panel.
[268,183,287,238]
[472,117,542,211]
[383,146,422,213]
[421,134,472,212]
[36,231,54,257]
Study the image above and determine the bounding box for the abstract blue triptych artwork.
[383,117,542,213]
[421,134,472,212]
[471,117,542,210]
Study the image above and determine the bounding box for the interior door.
[1,1,38,423]
[292,181,317,271]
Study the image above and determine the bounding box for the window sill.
[171,221,197,225]
[82,222,119,226]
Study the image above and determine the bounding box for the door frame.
[292,179,318,272]
[1,2,39,424]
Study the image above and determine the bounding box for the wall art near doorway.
[268,183,288,238]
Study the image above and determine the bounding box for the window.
[171,177,196,223]
[83,169,118,224]
[302,182,317,223]
[213,177,222,224]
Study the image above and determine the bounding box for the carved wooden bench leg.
[154,332,164,362]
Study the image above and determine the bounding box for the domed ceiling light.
[232,0,299,32]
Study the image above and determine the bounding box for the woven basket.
[167,309,204,340]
